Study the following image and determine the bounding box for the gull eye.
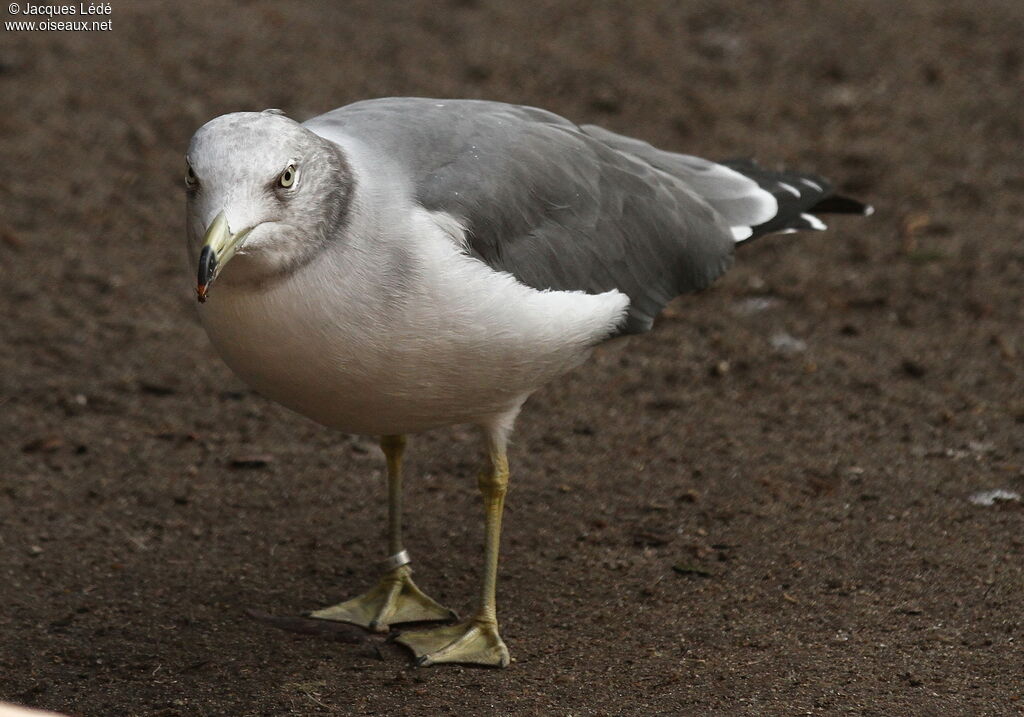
[185,163,198,189]
[279,164,296,188]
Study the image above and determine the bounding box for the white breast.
[198,207,628,436]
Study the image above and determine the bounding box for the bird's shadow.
[244,609,424,663]
[245,609,369,644]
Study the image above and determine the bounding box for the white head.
[185,110,354,300]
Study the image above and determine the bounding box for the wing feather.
[306,98,736,334]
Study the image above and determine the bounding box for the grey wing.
[306,98,737,334]
[578,124,779,231]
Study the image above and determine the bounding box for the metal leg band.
[382,549,411,572]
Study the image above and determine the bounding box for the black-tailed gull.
[185,97,871,667]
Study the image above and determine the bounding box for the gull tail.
[719,158,873,242]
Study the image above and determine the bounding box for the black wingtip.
[808,195,874,216]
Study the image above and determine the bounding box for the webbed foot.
[310,566,455,632]
[396,618,509,667]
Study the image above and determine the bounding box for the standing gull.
[185,98,870,667]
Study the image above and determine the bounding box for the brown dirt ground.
[2,1,1023,715]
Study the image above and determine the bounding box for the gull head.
[185,109,353,302]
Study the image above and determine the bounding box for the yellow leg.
[396,440,511,667]
[310,435,455,631]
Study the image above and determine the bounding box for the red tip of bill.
[197,284,208,303]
